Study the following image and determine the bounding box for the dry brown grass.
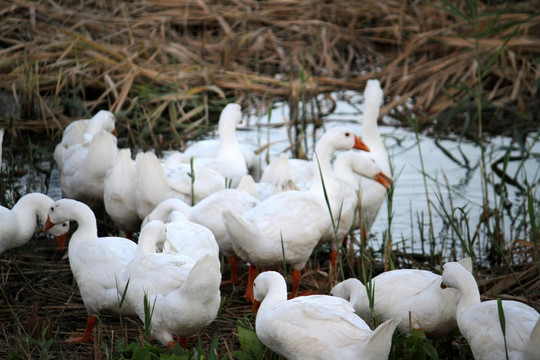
[0,0,538,140]
[0,1,539,358]
[1,233,538,359]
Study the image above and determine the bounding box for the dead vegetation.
[0,0,538,141]
[0,1,539,358]
[1,232,538,359]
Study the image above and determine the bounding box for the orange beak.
[374,171,394,189]
[112,128,119,137]
[440,282,447,289]
[55,233,67,250]
[353,136,370,152]
[43,216,55,232]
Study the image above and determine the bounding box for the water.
[3,92,539,263]
[237,92,540,262]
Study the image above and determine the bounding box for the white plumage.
[44,198,137,343]
[143,178,260,284]
[117,220,221,348]
[182,103,249,187]
[331,258,471,338]
[54,110,118,206]
[222,127,370,300]
[183,103,259,181]
[134,151,225,220]
[0,193,69,254]
[441,260,540,360]
[103,148,140,237]
[357,79,390,233]
[254,271,400,360]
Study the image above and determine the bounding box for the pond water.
[237,92,539,262]
[3,91,538,264]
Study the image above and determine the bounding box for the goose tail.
[183,254,222,296]
[221,209,260,254]
[365,318,400,359]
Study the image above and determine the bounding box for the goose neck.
[11,194,50,241]
[68,203,99,248]
[311,148,337,191]
[258,280,288,312]
[454,272,482,317]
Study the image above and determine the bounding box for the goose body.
[222,127,369,299]
[134,151,224,220]
[441,260,540,360]
[318,151,393,255]
[287,158,315,191]
[54,110,115,163]
[143,180,260,283]
[256,152,298,200]
[54,110,118,206]
[117,220,221,348]
[254,271,399,360]
[103,148,140,237]
[357,79,390,233]
[0,193,69,254]
[160,210,220,262]
[183,103,258,181]
[525,317,540,360]
[161,152,226,201]
[331,257,471,338]
[43,198,137,342]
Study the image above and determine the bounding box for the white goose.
[54,110,119,206]
[357,79,390,235]
[134,151,225,220]
[441,260,540,360]
[0,193,69,254]
[159,210,220,262]
[181,103,249,187]
[222,127,370,301]
[253,271,400,360]
[117,220,221,349]
[53,110,116,168]
[43,198,138,343]
[183,103,259,181]
[331,257,471,338]
[319,151,393,275]
[256,152,298,200]
[525,317,540,360]
[287,157,315,191]
[103,148,140,238]
[143,177,260,284]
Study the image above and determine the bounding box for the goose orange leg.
[168,337,188,350]
[289,269,302,299]
[244,264,258,303]
[221,255,242,285]
[66,315,96,343]
[329,249,339,283]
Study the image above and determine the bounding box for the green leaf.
[132,346,152,360]
[206,336,220,360]
[237,324,263,359]
[497,297,510,360]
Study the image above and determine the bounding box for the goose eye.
[345,132,350,137]
[50,206,54,212]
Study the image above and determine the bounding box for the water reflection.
[2,92,538,263]
[241,93,539,261]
